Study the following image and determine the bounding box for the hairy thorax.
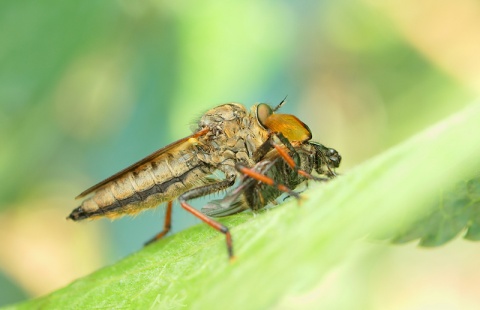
[195,103,269,176]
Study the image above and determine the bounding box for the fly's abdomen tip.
[67,206,87,221]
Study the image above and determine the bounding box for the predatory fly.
[68,100,341,259]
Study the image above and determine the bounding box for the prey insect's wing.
[76,128,209,199]
[200,190,247,217]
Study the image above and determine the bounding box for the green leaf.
[389,176,480,246]
[6,101,480,310]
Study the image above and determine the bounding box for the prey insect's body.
[201,142,341,217]
[68,101,341,259]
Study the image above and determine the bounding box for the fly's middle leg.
[145,201,173,246]
[178,178,236,260]
[235,163,300,200]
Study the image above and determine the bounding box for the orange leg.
[272,137,328,182]
[178,179,236,260]
[272,144,318,179]
[254,132,328,182]
[180,201,234,259]
[145,201,173,246]
[236,164,300,199]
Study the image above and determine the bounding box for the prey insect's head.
[254,99,312,143]
[310,142,342,176]
[324,147,341,169]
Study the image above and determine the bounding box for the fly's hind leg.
[178,178,236,260]
[145,201,173,246]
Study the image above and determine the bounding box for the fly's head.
[311,142,341,177]
[253,101,312,144]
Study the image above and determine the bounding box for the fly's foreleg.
[145,201,173,246]
[178,178,236,260]
[255,133,328,182]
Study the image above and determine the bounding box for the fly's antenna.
[273,95,288,112]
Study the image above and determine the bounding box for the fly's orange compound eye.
[256,103,274,129]
[256,102,312,142]
[263,114,312,142]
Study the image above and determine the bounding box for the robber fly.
[68,100,341,259]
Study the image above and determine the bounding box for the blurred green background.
[1,0,479,308]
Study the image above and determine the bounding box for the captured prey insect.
[201,142,341,217]
[68,100,341,259]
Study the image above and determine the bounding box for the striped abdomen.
[69,150,213,220]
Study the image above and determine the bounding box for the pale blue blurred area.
[0,0,476,305]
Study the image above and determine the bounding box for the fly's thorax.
[194,103,269,168]
[197,103,247,135]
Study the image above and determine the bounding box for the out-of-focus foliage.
[389,176,480,246]
[2,0,480,308]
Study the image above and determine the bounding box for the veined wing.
[75,128,209,199]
